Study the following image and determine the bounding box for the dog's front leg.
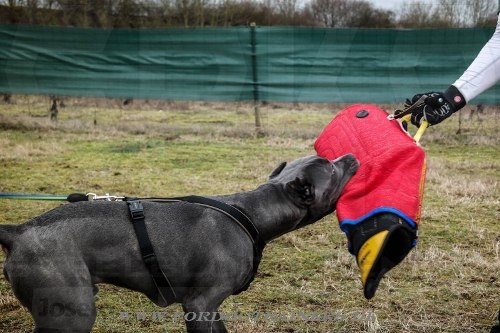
[181,289,228,333]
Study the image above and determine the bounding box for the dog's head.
[269,154,359,229]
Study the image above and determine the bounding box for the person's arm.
[453,14,500,102]
[408,14,500,126]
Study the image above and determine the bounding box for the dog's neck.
[217,183,308,243]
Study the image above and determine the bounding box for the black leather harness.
[126,195,265,305]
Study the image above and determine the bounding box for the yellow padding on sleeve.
[357,230,389,286]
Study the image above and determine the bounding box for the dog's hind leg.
[6,259,96,333]
[182,287,229,333]
[30,284,96,333]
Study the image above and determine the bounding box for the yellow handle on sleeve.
[400,115,428,143]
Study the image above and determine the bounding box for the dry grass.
[0,136,65,160]
[0,95,499,333]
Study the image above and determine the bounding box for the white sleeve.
[452,14,500,102]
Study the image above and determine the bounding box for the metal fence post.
[250,22,262,135]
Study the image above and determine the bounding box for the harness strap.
[126,200,177,305]
[176,195,265,294]
[142,195,265,295]
[176,196,264,250]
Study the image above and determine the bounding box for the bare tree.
[1,0,23,23]
[24,0,39,23]
[175,0,191,27]
[436,0,464,27]
[466,0,497,26]
[1,0,21,6]
[160,0,175,25]
[222,0,235,26]
[7,0,494,28]
[307,0,394,28]
[114,0,145,27]
[308,0,348,27]
[274,0,297,19]
[398,0,438,27]
[345,1,395,27]
[399,0,497,28]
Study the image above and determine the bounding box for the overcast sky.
[368,0,438,10]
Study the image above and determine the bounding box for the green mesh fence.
[0,24,497,104]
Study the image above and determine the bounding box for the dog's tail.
[0,224,19,252]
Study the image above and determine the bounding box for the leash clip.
[387,95,429,143]
[86,193,125,201]
[388,94,429,121]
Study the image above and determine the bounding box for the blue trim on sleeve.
[339,207,418,234]
[340,207,419,255]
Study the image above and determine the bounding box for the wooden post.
[250,22,262,135]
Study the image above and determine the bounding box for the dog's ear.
[285,177,315,207]
[269,161,287,179]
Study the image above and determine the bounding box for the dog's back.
[1,199,254,304]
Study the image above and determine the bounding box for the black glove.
[406,85,466,127]
[345,213,417,300]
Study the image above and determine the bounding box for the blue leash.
[0,192,69,201]
[0,192,109,202]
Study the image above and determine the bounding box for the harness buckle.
[128,201,145,220]
[142,253,157,266]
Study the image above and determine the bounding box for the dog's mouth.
[332,154,359,177]
[327,154,359,207]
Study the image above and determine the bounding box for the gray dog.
[0,154,358,333]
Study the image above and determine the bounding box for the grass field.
[0,96,499,333]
